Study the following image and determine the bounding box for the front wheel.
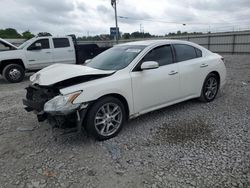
[199,73,219,102]
[85,96,126,141]
[2,64,25,83]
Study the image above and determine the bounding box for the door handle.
[168,70,178,75]
[200,63,208,68]
[68,50,74,52]
[45,52,51,54]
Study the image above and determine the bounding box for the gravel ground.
[0,55,249,188]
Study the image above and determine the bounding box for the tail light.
[221,57,225,63]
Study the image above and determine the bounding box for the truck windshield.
[86,45,146,70]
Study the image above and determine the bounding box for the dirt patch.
[153,118,215,145]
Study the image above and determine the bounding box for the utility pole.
[140,24,144,38]
[111,0,119,44]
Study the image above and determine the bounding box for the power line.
[118,16,250,26]
[118,16,187,25]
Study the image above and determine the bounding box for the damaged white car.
[23,40,226,140]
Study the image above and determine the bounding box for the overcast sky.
[0,0,250,36]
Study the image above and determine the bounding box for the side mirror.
[85,59,92,64]
[140,61,159,70]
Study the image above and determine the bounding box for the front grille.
[24,85,59,112]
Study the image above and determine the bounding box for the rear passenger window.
[142,45,173,66]
[174,44,197,62]
[195,48,202,57]
[53,38,70,48]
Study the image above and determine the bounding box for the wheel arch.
[101,93,129,119]
[87,93,130,120]
[0,59,25,74]
[209,71,220,86]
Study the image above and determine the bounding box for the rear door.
[52,37,76,64]
[25,39,53,69]
[173,44,208,98]
[130,45,180,113]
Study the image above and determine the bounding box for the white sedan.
[23,40,226,140]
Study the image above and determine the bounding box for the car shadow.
[125,99,201,129]
[50,98,205,145]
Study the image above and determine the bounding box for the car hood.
[0,38,18,50]
[30,64,115,86]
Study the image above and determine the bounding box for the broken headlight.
[44,91,82,114]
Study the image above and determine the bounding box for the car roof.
[118,39,197,46]
[117,39,211,54]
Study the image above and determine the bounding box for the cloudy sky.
[0,0,250,36]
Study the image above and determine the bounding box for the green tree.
[22,30,35,39]
[0,28,21,38]
[123,33,130,39]
[131,31,141,38]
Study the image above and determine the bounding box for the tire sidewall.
[3,64,25,83]
[201,73,219,102]
[85,97,126,141]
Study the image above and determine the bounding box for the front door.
[25,39,53,70]
[130,45,180,114]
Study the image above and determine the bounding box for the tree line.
[0,28,203,41]
[0,28,52,39]
[78,30,203,41]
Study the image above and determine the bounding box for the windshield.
[18,39,32,49]
[86,45,146,70]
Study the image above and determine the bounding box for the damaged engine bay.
[23,73,113,129]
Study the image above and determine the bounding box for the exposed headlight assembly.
[44,91,82,114]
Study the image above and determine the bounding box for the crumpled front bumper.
[23,85,88,129]
[23,98,48,121]
[23,84,57,121]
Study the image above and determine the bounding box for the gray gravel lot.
[0,55,249,188]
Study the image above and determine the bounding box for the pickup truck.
[0,36,109,83]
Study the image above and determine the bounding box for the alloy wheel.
[204,77,218,100]
[94,103,123,137]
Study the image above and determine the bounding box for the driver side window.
[142,45,173,66]
[28,39,50,50]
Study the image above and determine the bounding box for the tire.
[199,73,219,102]
[2,64,25,83]
[85,96,126,141]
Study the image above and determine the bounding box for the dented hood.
[30,64,115,86]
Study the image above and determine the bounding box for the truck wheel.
[85,96,126,141]
[2,64,25,83]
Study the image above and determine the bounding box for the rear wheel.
[199,73,219,102]
[2,64,25,83]
[85,96,125,141]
